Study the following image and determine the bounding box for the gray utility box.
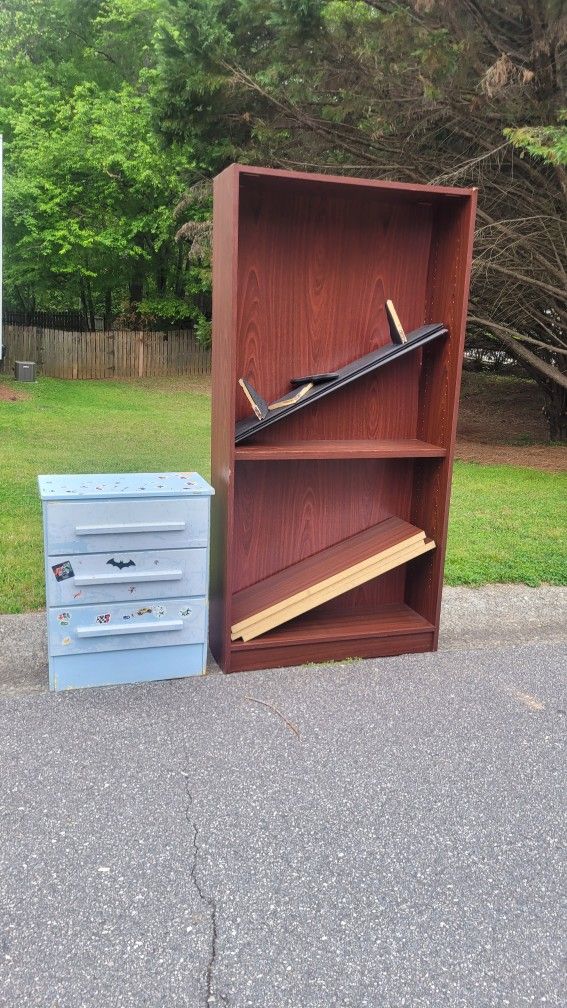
[14,361,36,382]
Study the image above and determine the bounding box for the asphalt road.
[0,636,565,1007]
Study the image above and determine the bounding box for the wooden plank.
[235,323,446,443]
[72,332,79,380]
[232,517,424,627]
[234,439,447,460]
[232,530,426,635]
[231,629,435,670]
[233,602,434,649]
[235,163,477,200]
[209,164,240,671]
[233,538,435,641]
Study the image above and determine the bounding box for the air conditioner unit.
[14,360,36,382]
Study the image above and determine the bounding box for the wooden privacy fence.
[1,326,211,379]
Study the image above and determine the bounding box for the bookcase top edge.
[214,163,477,199]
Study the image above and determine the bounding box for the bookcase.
[210,164,476,673]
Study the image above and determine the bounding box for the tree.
[0,0,208,324]
[156,0,567,438]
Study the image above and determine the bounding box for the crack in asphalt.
[184,776,229,1008]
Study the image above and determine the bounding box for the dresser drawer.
[49,597,206,656]
[47,548,208,606]
[44,497,209,555]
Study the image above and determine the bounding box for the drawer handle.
[73,569,183,586]
[76,619,184,638]
[74,521,187,536]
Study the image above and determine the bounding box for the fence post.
[137,332,144,378]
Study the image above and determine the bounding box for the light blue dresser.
[38,472,214,691]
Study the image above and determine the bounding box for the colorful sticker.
[179,607,192,617]
[96,613,111,624]
[136,607,152,616]
[57,612,71,626]
[156,605,166,618]
[61,636,71,646]
[52,561,74,582]
[73,590,82,599]
[123,615,131,620]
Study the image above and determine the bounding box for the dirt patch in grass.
[455,370,567,469]
[457,370,549,443]
[0,382,30,402]
[454,441,567,472]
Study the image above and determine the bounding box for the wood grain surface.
[234,439,447,460]
[209,165,239,670]
[209,164,477,672]
[234,539,436,641]
[235,178,433,441]
[232,459,415,602]
[232,516,424,624]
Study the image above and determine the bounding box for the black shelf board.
[235,323,447,444]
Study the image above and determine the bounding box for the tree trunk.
[85,279,96,331]
[174,245,185,298]
[104,288,113,330]
[129,259,145,311]
[79,277,89,330]
[541,381,567,443]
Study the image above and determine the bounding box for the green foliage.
[505,112,567,166]
[193,311,212,348]
[136,294,192,322]
[0,0,212,320]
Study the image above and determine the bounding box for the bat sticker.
[57,612,71,626]
[52,561,74,582]
[96,613,111,624]
[179,607,192,617]
[106,558,136,570]
[156,606,166,618]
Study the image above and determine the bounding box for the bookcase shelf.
[230,604,436,673]
[210,164,476,674]
[234,439,447,461]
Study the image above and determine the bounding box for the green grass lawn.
[1,374,565,612]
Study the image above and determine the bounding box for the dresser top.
[37,472,214,501]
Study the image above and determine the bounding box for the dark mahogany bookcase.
[210,164,476,673]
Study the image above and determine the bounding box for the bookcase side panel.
[408,193,477,634]
[210,166,240,671]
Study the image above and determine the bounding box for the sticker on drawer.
[48,597,207,657]
[52,561,74,582]
[46,548,208,606]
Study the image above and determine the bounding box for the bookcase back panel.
[232,459,413,604]
[244,356,422,444]
[235,178,433,438]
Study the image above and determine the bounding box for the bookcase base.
[228,630,435,673]
[220,602,436,673]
